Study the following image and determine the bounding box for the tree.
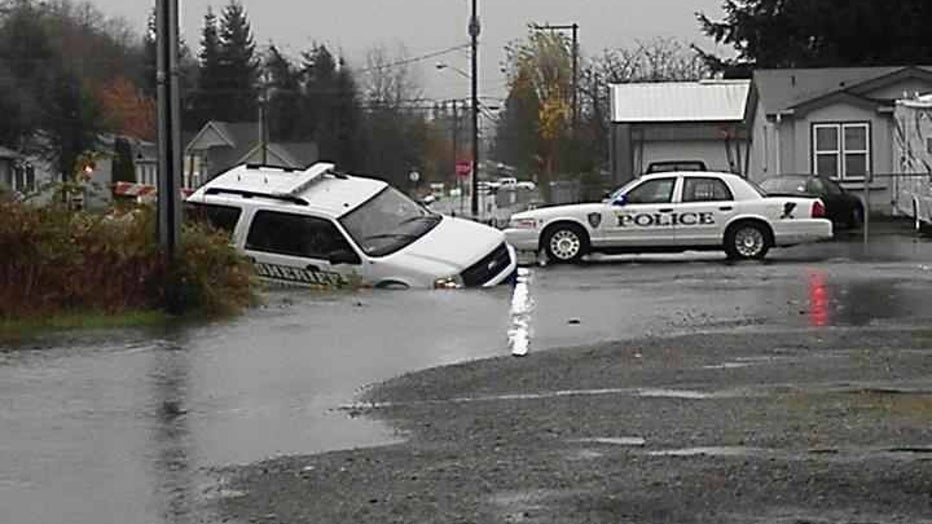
[264,45,302,141]
[45,70,103,182]
[358,44,427,187]
[330,61,365,171]
[696,0,932,71]
[112,136,135,183]
[499,29,574,201]
[141,8,157,96]
[192,8,222,126]
[99,76,156,140]
[0,0,54,149]
[574,39,710,173]
[216,0,258,121]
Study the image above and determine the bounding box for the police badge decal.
[588,213,602,228]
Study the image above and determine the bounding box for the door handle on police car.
[658,208,674,213]
[719,206,733,211]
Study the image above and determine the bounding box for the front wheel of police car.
[542,223,588,263]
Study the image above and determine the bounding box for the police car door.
[674,176,735,246]
[606,176,679,246]
[244,209,364,288]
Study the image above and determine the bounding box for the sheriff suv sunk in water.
[186,163,517,289]
[505,171,833,263]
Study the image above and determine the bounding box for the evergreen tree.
[265,45,301,141]
[300,45,338,153]
[141,9,157,97]
[697,0,932,71]
[217,0,258,122]
[332,60,364,170]
[112,137,136,183]
[46,69,103,182]
[0,0,55,148]
[192,7,222,126]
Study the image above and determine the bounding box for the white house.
[749,65,932,211]
[609,79,753,186]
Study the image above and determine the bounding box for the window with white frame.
[812,122,870,179]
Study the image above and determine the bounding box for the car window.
[760,177,809,195]
[625,178,676,204]
[246,210,353,259]
[682,177,733,202]
[185,203,241,237]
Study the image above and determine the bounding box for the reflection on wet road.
[3,227,932,523]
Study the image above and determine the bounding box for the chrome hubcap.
[549,230,581,260]
[734,227,765,258]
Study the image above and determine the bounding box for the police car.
[504,171,833,263]
[186,163,517,289]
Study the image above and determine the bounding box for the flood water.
[3,226,932,523]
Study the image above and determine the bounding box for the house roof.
[610,80,752,123]
[0,145,20,159]
[754,66,932,115]
[186,121,318,169]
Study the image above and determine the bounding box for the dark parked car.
[760,175,864,229]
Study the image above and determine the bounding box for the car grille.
[461,243,511,287]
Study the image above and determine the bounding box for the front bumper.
[772,218,834,246]
[503,228,540,252]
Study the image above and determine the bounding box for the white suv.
[186,163,517,289]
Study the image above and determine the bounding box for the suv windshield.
[339,186,441,257]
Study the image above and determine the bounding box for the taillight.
[812,201,826,218]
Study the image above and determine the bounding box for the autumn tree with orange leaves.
[499,29,573,202]
[98,77,156,141]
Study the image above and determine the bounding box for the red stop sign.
[455,161,472,178]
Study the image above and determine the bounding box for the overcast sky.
[100,0,726,101]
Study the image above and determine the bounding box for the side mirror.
[612,194,628,207]
[328,249,361,266]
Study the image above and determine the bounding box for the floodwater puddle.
[508,268,534,357]
[645,445,932,462]
[570,437,647,447]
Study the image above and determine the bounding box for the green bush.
[0,200,257,320]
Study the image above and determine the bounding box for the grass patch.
[0,309,170,342]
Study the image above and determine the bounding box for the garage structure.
[609,79,753,187]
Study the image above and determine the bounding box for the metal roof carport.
[609,80,754,186]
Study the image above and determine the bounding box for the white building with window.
[750,66,932,213]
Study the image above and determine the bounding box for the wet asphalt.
[2,221,932,524]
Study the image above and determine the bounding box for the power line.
[355,43,470,74]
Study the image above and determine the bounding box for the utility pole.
[451,100,464,215]
[258,71,270,165]
[156,0,182,311]
[469,0,480,218]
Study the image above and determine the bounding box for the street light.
[435,62,470,80]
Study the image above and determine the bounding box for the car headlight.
[509,217,539,229]
[433,275,464,289]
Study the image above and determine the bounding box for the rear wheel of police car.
[724,221,771,261]
[543,223,589,264]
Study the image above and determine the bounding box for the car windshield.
[605,178,642,201]
[760,177,810,195]
[339,186,441,257]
